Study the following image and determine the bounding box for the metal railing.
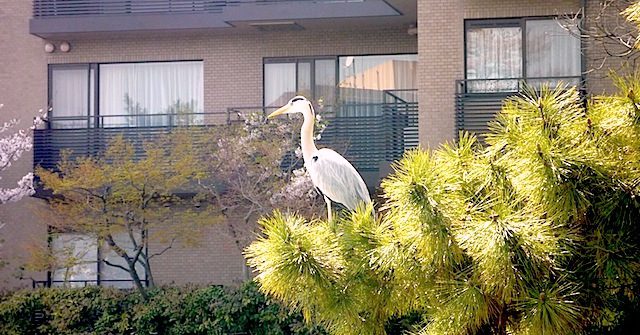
[32,278,148,288]
[31,0,322,18]
[455,76,583,139]
[33,0,231,17]
[34,100,418,177]
[33,111,229,172]
[228,101,418,172]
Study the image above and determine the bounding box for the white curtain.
[466,27,522,92]
[297,61,312,98]
[51,67,91,129]
[526,19,581,87]
[100,61,203,127]
[264,63,296,107]
[315,59,336,106]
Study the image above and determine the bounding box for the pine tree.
[246,3,640,333]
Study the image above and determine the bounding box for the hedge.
[0,282,327,335]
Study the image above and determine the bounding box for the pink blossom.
[0,106,45,204]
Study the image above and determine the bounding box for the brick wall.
[3,0,630,288]
[46,27,418,117]
[0,0,49,290]
[418,0,583,148]
[148,219,247,285]
[42,25,417,286]
[583,0,637,95]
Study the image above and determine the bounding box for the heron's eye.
[291,97,304,103]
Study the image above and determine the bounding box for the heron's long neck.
[300,109,317,161]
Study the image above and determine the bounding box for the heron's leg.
[324,196,332,222]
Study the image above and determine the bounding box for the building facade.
[0,0,622,289]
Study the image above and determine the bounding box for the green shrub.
[0,282,326,335]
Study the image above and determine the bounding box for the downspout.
[581,0,587,86]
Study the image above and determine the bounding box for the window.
[49,61,203,128]
[264,57,336,107]
[100,232,146,289]
[100,61,203,127]
[51,234,98,287]
[51,232,146,288]
[338,54,417,105]
[465,18,581,92]
[49,65,95,129]
[263,54,417,110]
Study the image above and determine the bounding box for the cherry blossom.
[0,105,45,204]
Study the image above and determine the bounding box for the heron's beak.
[267,104,291,119]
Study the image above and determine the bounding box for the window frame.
[48,231,149,288]
[263,56,338,107]
[464,16,584,81]
[48,60,204,128]
[263,53,418,107]
[48,63,98,128]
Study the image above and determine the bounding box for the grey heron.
[267,96,372,221]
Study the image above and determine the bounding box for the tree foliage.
[34,112,324,296]
[195,113,324,253]
[246,70,640,335]
[0,282,327,335]
[36,131,215,298]
[1,105,45,269]
[562,0,640,73]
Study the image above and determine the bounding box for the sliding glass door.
[49,61,203,128]
[100,61,203,127]
[338,54,417,105]
[264,58,336,108]
[49,65,95,129]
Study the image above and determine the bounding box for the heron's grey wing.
[306,148,371,211]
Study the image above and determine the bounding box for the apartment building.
[0,0,619,289]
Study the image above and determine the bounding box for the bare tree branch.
[102,258,131,273]
[147,237,176,260]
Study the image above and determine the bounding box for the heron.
[267,96,372,222]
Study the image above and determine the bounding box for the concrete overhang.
[30,0,417,39]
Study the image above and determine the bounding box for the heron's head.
[267,96,313,119]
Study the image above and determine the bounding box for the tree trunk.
[127,261,149,301]
[494,305,508,335]
[104,234,149,300]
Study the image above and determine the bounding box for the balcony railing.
[32,0,235,17]
[30,0,404,38]
[32,0,357,17]
[455,76,583,139]
[34,99,418,187]
[32,278,148,288]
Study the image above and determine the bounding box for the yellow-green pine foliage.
[248,73,640,335]
[249,2,640,331]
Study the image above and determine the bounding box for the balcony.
[455,76,584,139]
[30,0,414,38]
[33,97,418,191]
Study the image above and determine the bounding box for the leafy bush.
[0,282,326,335]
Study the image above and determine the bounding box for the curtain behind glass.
[51,67,90,129]
[100,61,203,127]
[466,26,522,92]
[297,61,312,99]
[264,63,296,107]
[315,59,336,108]
[51,234,98,287]
[526,19,581,87]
